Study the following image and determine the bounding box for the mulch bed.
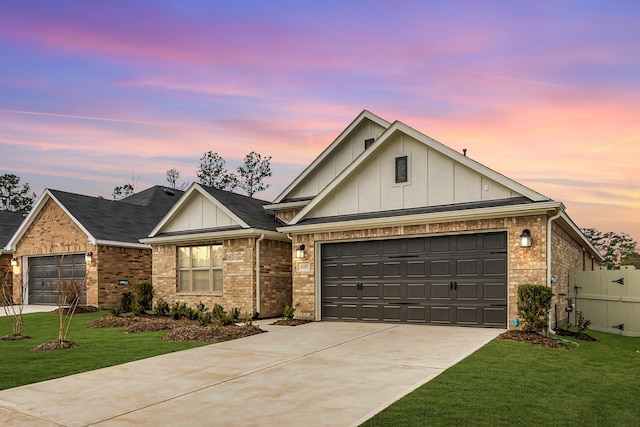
[51,305,100,315]
[498,330,574,349]
[1,333,32,341]
[553,328,600,341]
[88,315,265,343]
[33,340,78,351]
[271,318,312,326]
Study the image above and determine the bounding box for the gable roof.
[0,210,26,254]
[272,110,391,204]
[6,186,182,250]
[144,183,285,244]
[287,119,550,225]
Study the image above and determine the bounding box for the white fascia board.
[279,201,563,234]
[1,249,12,255]
[5,190,96,250]
[273,110,391,203]
[140,229,287,245]
[558,212,604,262]
[263,199,311,211]
[95,240,152,249]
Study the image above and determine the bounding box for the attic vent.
[163,188,176,196]
[364,138,375,150]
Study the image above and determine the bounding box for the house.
[5,186,182,308]
[266,110,602,328]
[140,183,291,318]
[0,210,26,301]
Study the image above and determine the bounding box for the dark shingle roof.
[199,186,282,232]
[0,210,26,248]
[294,197,536,226]
[48,186,182,244]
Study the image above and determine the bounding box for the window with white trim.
[178,245,223,292]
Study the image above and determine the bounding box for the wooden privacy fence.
[569,266,640,337]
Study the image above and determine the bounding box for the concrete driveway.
[0,321,502,426]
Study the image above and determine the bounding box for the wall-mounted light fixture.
[85,251,93,263]
[10,257,19,267]
[295,244,305,259]
[519,229,532,248]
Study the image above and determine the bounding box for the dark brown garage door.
[28,255,87,305]
[321,232,507,327]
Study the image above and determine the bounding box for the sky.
[1,0,638,241]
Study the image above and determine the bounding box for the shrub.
[517,285,553,333]
[282,302,300,320]
[131,282,154,311]
[230,307,241,320]
[576,311,592,334]
[170,301,198,320]
[153,298,170,316]
[120,292,133,313]
[131,299,144,317]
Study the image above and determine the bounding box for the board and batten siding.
[308,133,520,219]
[288,119,387,200]
[162,192,237,232]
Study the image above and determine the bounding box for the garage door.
[28,255,86,305]
[321,232,507,327]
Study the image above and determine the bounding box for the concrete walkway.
[0,305,55,316]
[0,322,502,426]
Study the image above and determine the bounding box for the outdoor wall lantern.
[10,257,19,267]
[519,229,532,248]
[85,252,93,263]
[295,244,305,259]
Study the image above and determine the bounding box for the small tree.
[517,285,552,334]
[112,173,140,200]
[166,168,188,190]
[1,266,29,339]
[196,151,238,191]
[0,173,36,212]
[237,151,272,197]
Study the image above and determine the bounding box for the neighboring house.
[267,110,602,328]
[140,183,291,319]
[5,186,182,308]
[0,210,27,301]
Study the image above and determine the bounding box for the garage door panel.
[456,306,479,325]
[383,262,401,277]
[484,282,506,300]
[430,260,451,276]
[483,307,507,326]
[456,234,478,251]
[456,283,479,300]
[383,240,401,256]
[382,283,401,299]
[407,261,426,277]
[322,263,339,279]
[362,283,381,299]
[362,262,379,278]
[456,259,478,275]
[430,236,451,253]
[406,306,427,323]
[340,283,359,299]
[430,306,453,324]
[382,305,401,322]
[483,233,507,250]
[430,283,452,300]
[407,283,426,299]
[484,258,506,275]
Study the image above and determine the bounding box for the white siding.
[163,193,237,232]
[306,134,521,219]
[287,120,387,200]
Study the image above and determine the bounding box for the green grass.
[363,330,640,427]
[0,311,206,390]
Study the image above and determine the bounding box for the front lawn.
[362,330,640,426]
[0,311,207,390]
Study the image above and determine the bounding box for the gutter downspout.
[547,207,563,335]
[255,234,265,316]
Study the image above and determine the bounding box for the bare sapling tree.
[1,265,29,340]
[166,167,188,190]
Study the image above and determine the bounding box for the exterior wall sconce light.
[519,229,532,248]
[10,257,19,267]
[85,252,93,263]
[295,244,305,259]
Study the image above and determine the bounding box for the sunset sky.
[1,1,638,240]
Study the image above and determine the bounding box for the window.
[178,245,223,292]
[395,155,408,183]
[364,138,375,150]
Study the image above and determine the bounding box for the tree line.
[112,151,271,200]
